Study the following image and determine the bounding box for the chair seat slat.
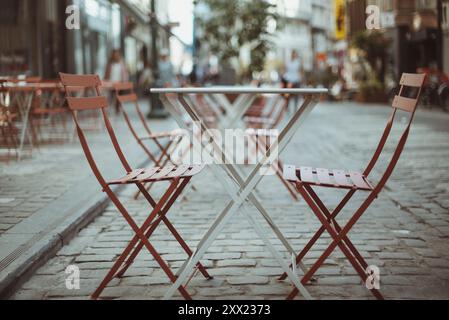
[150,166,176,180]
[110,169,145,184]
[183,164,205,177]
[316,168,331,185]
[333,170,352,187]
[299,167,315,184]
[136,167,160,181]
[166,165,191,178]
[349,172,371,190]
[283,165,299,182]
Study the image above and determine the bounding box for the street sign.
[335,0,346,40]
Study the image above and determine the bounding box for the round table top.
[2,81,117,92]
[149,86,329,95]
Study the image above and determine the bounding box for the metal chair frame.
[114,83,188,198]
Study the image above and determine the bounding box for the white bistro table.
[151,86,328,300]
[4,84,39,160]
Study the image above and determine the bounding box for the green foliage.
[357,77,387,102]
[307,67,339,87]
[197,0,280,78]
[351,30,391,83]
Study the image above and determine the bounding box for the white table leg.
[15,92,34,160]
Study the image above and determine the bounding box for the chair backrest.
[364,73,426,193]
[114,82,155,137]
[59,73,133,188]
[266,95,289,129]
[392,73,426,113]
[114,82,138,104]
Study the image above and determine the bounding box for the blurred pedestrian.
[157,49,174,87]
[105,49,129,114]
[105,49,129,83]
[282,50,303,112]
[138,60,154,90]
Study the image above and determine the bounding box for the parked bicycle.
[417,68,449,112]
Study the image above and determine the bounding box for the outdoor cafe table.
[3,83,52,160]
[3,81,117,160]
[151,86,328,300]
[200,88,258,129]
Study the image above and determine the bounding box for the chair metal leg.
[279,188,357,280]
[116,179,212,280]
[92,180,194,300]
[286,183,383,300]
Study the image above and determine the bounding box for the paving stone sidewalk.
[0,102,176,295]
[12,102,449,300]
[0,106,170,234]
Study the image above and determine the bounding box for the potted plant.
[351,30,391,103]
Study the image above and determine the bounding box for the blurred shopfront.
[0,0,67,77]
[347,0,448,80]
[0,0,168,82]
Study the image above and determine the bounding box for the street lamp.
[147,0,168,119]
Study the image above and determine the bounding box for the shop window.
[443,1,449,31]
[0,0,19,24]
[416,0,437,10]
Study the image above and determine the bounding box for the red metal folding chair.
[114,82,183,168]
[114,82,188,197]
[280,73,426,300]
[31,80,70,143]
[66,84,104,135]
[243,82,292,128]
[59,73,212,300]
[243,92,299,200]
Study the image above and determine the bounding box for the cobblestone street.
[8,101,449,300]
[0,114,155,234]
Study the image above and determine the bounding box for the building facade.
[270,0,336,73]
[311,0,335,68]
[443,0,449,75]
[0,0,68,77]
[0,0,171,81]
[271,0,314,71]
[346,0,448,80]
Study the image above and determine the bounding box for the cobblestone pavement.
[11,102,449,300]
